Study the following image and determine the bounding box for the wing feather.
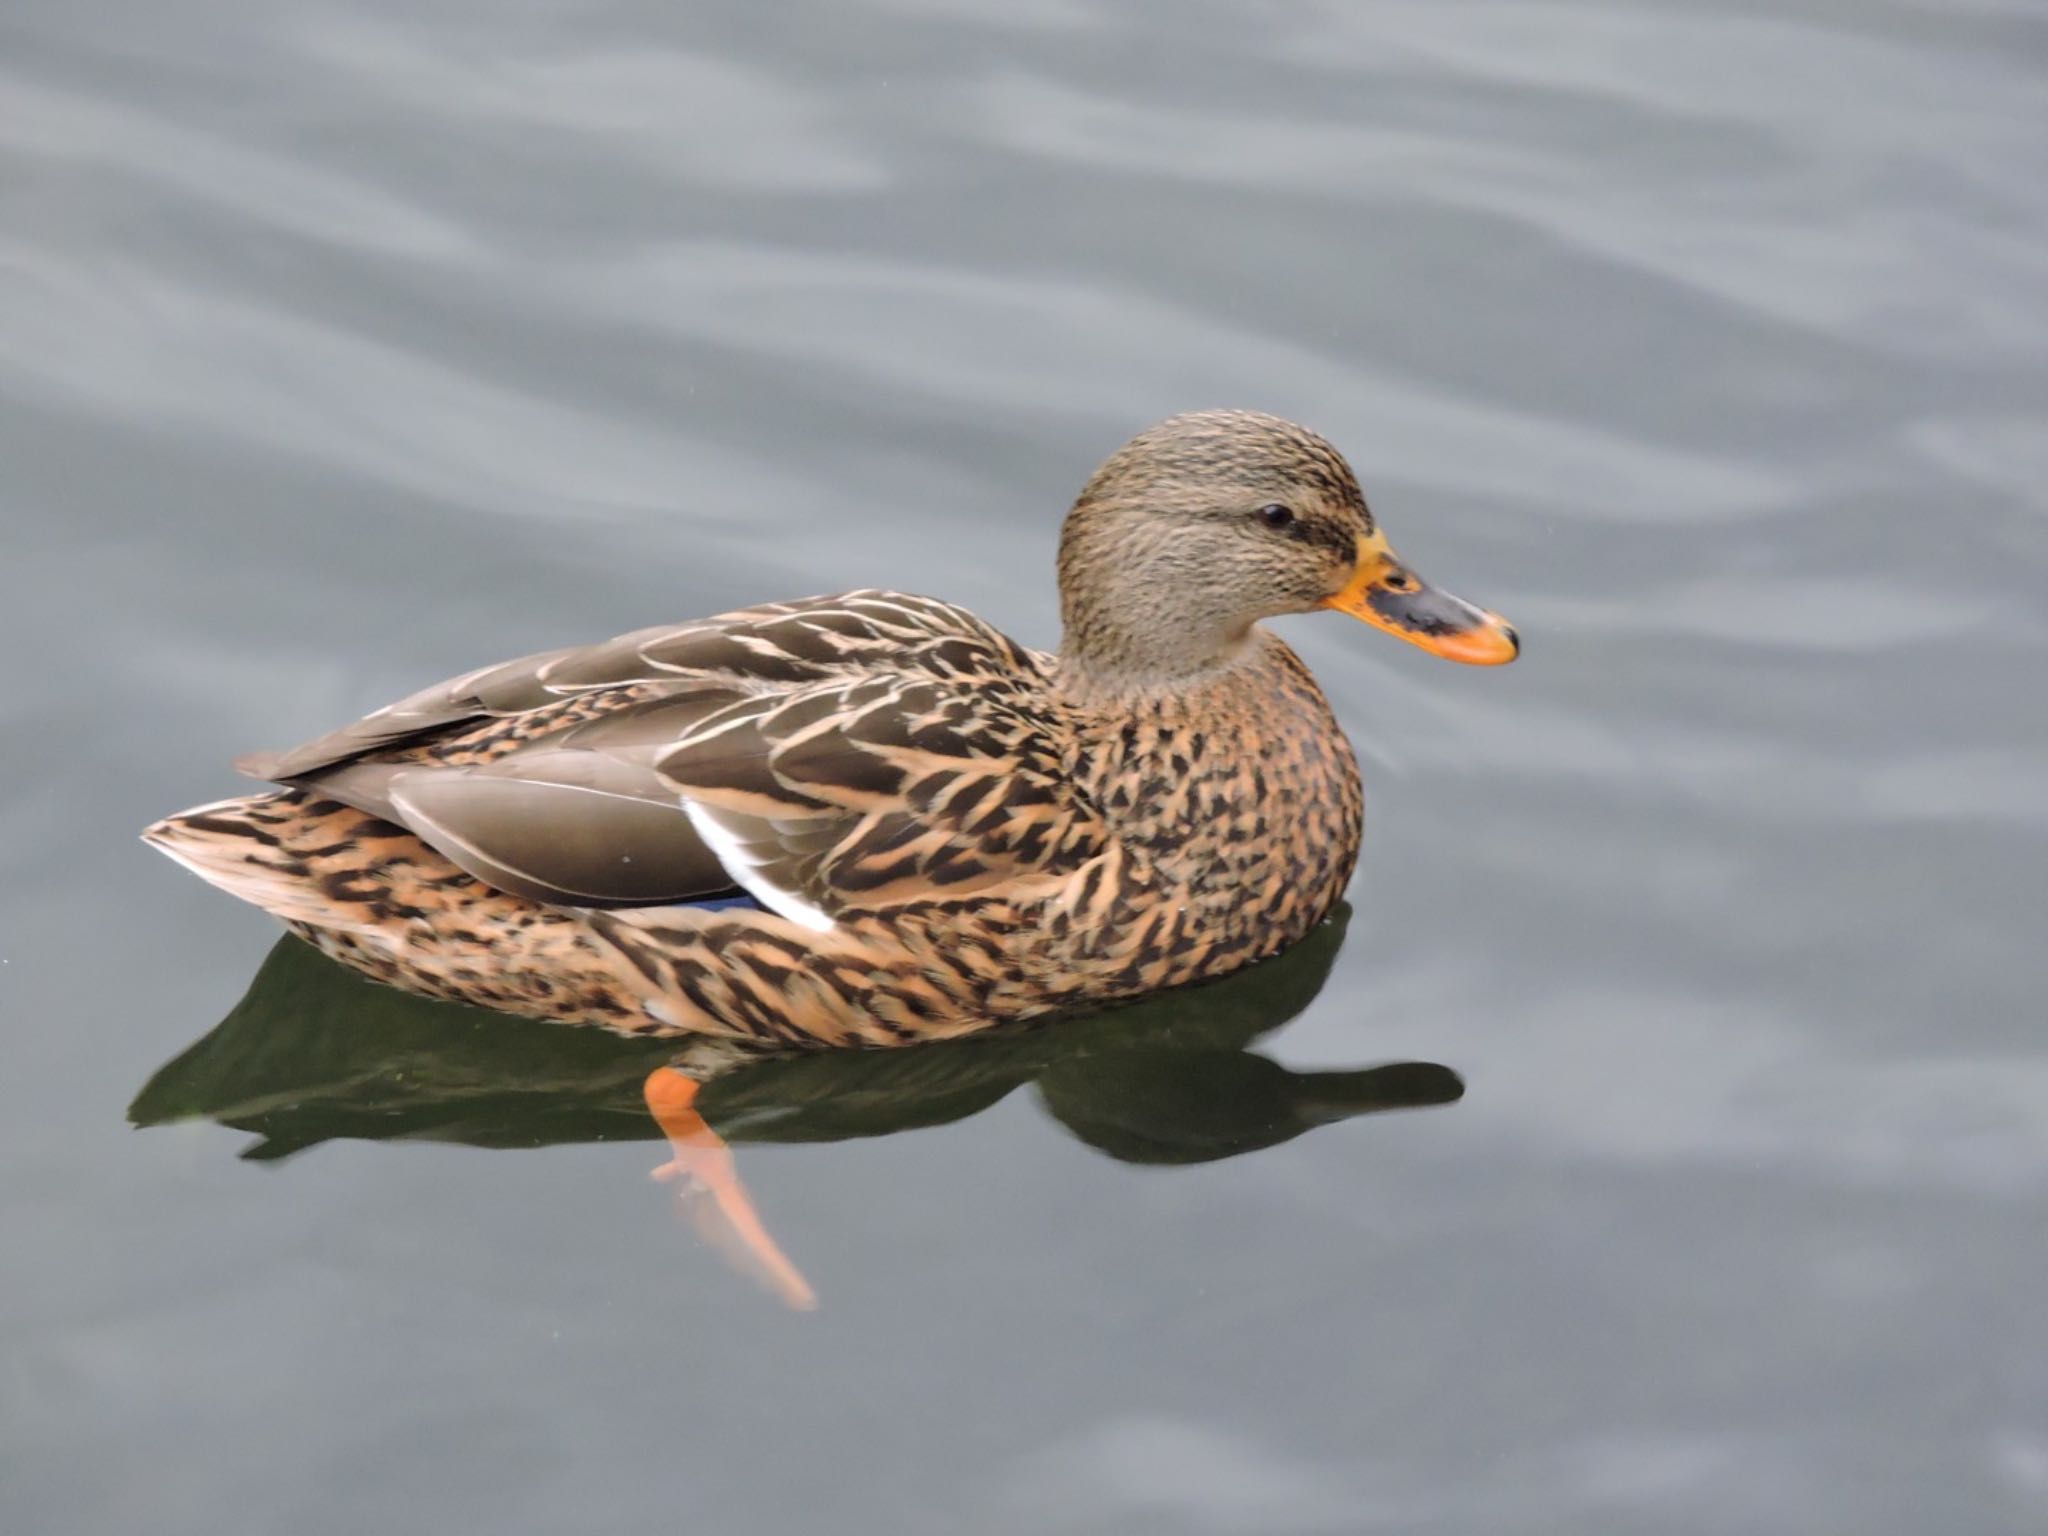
[231,591,1094,914]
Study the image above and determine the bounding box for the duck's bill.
[1319,534,1519,666]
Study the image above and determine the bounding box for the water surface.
[5,1,2047,1532]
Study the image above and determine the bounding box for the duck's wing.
[633,663,1105,928]
[238,592,1101,916]
[238,591,1020,780]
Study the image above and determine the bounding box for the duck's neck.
[1052,631,1255,707]
[1055,630,1318,794]
[1056,612,1254,692]
[1055,505,1257,686]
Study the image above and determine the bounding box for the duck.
[145,409,1517,1056]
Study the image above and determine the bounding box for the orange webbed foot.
[643,1067,818,1312]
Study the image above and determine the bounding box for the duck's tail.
[143,791,687,1032]
[143,792,395,934]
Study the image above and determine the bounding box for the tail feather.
[142,793,389,936]
[143,791,678,1032]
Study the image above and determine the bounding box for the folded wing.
[238,592,1102,918]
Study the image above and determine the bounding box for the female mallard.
[147,410,1516,1050]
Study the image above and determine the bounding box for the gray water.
[6,1,2048,1531]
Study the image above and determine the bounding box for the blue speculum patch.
[680,892,766,913]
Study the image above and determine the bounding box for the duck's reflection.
[131,904,1459,1308]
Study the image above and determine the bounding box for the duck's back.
[214,590,1078,913]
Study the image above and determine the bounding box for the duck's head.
[1057,409,1518,684]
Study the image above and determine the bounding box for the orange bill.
[1319,532,1519,665]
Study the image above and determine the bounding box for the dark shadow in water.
[132,903,1459,1305]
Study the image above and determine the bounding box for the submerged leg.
[643,1067,818,1311]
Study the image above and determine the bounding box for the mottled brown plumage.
[146,410,1516,1044]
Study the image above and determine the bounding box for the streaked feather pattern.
[144,411,1460,1046]
[145,590,1359,1044]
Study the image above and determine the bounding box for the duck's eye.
[1256,503,1296,531]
